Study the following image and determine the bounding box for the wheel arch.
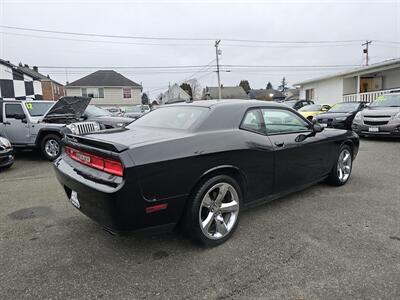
[190,165,247,201]
[35,128,64,147]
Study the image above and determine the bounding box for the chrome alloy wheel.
[45,139,60,158]
[199,182,240,240]
[337,149,352,183]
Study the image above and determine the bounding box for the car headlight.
[116,122,124,127]
[66,123,79,134]
[354,112,362,121]
[0,137,12,148]
[93,122,101,131]
[335,117,347,121]
[395,112,400,119]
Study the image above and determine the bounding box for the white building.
[295,58,400,104]
[157,83,191,104]
[66,70,142,106]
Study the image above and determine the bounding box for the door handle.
[3,121,11,125]
[274,141,285,147]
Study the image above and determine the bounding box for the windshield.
[298,104,321,112]
[328,102,360,113]
[125,106,142,113]
[24,101,54,117]
[128,106,208,130]
[370,94,400,107]
[85,105,111,117]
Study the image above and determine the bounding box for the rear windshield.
[370,94,400,107]
[24,101,54,116]
[128,106,208,130]
[328,102,360,113]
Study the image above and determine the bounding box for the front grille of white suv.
[75,122,99,134]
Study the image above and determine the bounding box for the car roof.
[167,99,288,109]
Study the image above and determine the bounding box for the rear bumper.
[53,155,186,234]
[352,123,400,137]
[0,148,14,168]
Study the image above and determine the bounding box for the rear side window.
[5,103,24,119]
[240,109,265,134]
[262,109,310,134]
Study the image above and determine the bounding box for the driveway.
[1,139,399,299]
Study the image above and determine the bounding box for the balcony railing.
[343,88,399,103]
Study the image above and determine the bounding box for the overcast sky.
[1,0,399,98]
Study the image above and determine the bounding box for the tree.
[266,81,273,90]
[186,78,202,100]
[141,93,149,105]
[180,83,193,99]
[278,77,288,92]
[239,80,251,93]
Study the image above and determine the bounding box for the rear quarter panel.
[128,130,274,204]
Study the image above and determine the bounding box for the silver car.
[352,93,400,137]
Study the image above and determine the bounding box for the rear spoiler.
[63,134,128,154]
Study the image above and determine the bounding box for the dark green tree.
[180,83,193,98]
[141,93,149,105]
[278,77,288,92]
[239,80,251,93]
[266,81,273,90]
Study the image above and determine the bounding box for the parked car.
[54,100,359,246]
[352,93,400,137]
[123,105,146,119]
[298,104,331,121]
[0,134,14,169]
[315,102,367,130]
[83,105,133,129]
[0,97,100,160]
[281,99,314,110]
[103,107,123,117]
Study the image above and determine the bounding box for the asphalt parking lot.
[1,139,399,299]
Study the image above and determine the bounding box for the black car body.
[0,134,14,169]
[54,100,359,246]
[83,105,133,129]
[315,102,367,130]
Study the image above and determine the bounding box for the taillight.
[65,146,123,177]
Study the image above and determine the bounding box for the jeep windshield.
[24,101,54,117]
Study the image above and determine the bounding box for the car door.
[2,102,30,145]
[239,108,274,201]
[261,107,332,194]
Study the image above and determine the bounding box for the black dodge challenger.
[54,100,359,246]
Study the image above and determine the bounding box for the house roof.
[294,58,400,86]
[17,66,63,85]
[248,88,285,99]
[0,59,41,80]
[204,86,248,99]
[67,70,141,87]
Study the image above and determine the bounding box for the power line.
[1,31,364,49]
[36,64,359,69]
[0,25,372,44]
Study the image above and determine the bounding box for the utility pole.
[215,40,222,100]
[362,40,372,66]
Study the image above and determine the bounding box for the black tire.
[40,134,62,161]
[184,175,242,247]
[326,145,353,186]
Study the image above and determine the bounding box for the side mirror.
[313,123,324,133]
